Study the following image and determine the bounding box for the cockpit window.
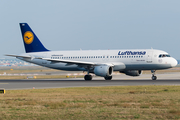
[159,54,171,58]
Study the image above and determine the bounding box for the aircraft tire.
[104,76,112,80]
[84,75,92,81]
[152,76,157,80]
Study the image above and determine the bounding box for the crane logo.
[24,31,34,44]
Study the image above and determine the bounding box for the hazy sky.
[1,0,180,59]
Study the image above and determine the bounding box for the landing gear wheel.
[84,75,92,81]
[151,70,157,80]
[152,76,157,80]
[104,76,112,80]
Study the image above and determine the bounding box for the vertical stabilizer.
[20,23,49,53]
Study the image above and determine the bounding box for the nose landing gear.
[151,70,157,80]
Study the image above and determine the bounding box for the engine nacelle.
[94,65,113,77]
[120,70,142,76]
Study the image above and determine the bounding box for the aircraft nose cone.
[171,58,178,67]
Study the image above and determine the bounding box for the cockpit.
[159,54,171,58]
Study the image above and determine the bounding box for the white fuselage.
[8,23,178,80]
[18,49,177,72]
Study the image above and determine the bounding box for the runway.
[0,73,179,90]
[1,78,180,90]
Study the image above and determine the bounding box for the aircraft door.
[146,51,153,63]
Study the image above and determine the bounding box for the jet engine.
[94,65,113,77]
[120,70,142,76]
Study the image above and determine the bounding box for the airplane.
[6,23,178,80]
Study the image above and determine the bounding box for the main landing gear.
[84,68,93,81]
[104,76,112,80]
[84,75,112,80]
[84,75,92,81]
[151,70,157,80]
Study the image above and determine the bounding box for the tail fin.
[19,23,49,53]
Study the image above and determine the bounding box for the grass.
[1,86,180,119]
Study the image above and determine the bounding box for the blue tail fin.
[20,23,49,53]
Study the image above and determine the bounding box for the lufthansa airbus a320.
[6,23,178,80]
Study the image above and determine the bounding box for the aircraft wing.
[42,58,95,66]
[5,54,42,59]
[42,58,124,68]
[5,54,117,67]
[5,54,31,58]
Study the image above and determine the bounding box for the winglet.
[20,23,49,53]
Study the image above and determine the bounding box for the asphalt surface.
[1,78,180,90]
[0,72,180,90]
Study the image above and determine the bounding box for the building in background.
[0,58,36,66]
